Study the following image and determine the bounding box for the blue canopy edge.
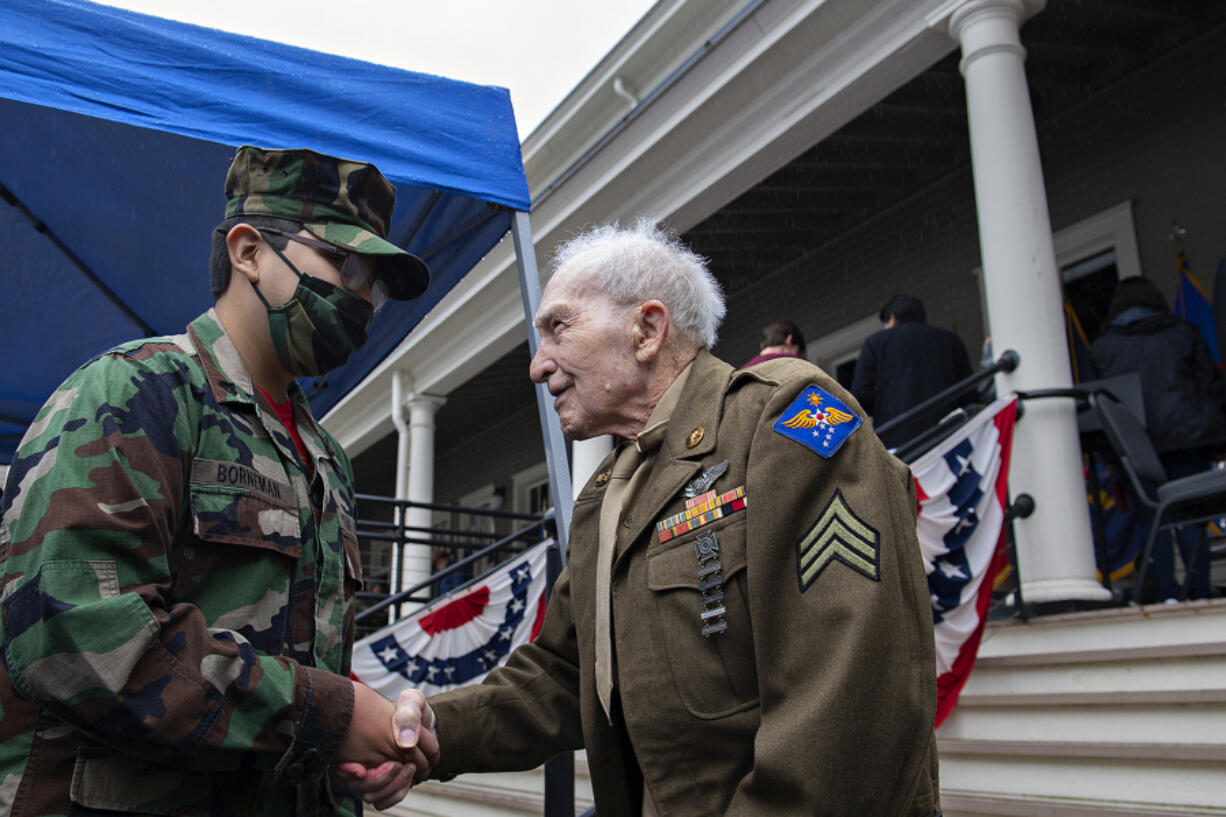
[0,0,531,464]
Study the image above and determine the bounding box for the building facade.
[328,1,1226,813]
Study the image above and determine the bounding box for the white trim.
[459,483,498,511]
[972,200,1142,339]
[1052,200,1142,279]
[809,313,880,374]
[511,461,551,515]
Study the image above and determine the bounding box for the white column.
[572,435,614,490]
[400,393,446,613]
[948,0,1109,603]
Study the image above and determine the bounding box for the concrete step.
[939,599,1226,816]
[388,752,594,817]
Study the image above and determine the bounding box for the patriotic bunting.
[352,540,552,700]
[912,395,1018,727]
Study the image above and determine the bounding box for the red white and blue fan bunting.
[352,540,551,700]
[912,396,1018,727]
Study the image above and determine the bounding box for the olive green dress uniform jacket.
[0,310,363,817]
[430,350,940,816]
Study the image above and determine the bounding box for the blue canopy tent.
[0,2,583,806]
[0,0,535,463]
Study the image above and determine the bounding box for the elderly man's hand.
[334,683,440,809]
[391,688,438,778]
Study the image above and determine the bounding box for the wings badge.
[772,385,862,458]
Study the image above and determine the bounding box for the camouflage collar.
[188,309,308,411]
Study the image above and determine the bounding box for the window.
[512,461,552,516]
[527,479,552,516]
[808,313,880,390]
[974,200,1141,380]
[1053,201,1142,378]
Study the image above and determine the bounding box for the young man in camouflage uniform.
[0,146,438,817]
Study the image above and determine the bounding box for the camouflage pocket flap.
[72,745,263,816]
[190,461,302,557]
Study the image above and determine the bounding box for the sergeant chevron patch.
[796,489,880,591]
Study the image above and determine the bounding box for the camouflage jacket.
[0,309,364,817]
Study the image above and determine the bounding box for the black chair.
[1013,380,1142,593]
[1092,391,1226,601]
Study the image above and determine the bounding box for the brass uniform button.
[686,427,704,448]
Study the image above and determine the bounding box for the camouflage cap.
[225,146,429,300]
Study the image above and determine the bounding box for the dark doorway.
[834,358,858,391]
[1061,249,1119,381]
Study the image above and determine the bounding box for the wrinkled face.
[529,262,642,440]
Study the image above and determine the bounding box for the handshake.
[334,682,438,810]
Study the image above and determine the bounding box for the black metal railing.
[353,497,581,814]
[354,493,546,615]
[876,349,1020,462]
[354,513,552,623]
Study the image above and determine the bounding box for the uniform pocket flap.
[72,746,264,816]
[647,516,747,591]
[190,460,301,556]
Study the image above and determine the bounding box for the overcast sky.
[95,0,657,139]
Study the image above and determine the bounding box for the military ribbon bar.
[656,486,747,543]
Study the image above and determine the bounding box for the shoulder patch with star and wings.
[772,385,862,458]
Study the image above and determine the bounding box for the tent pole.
[512,209,572,562]
[512,208,576,817]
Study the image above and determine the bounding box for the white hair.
[551,219,726,350]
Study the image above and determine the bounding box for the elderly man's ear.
[631,300,669,363]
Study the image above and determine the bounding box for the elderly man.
[0,146,436,817]
[393,221,939,815]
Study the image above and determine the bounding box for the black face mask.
[251,242,374,377]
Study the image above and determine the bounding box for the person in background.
[741,318,806,367]
[851,294,974,451]
[1090,276,1226,602]
[0,146,437,816]
[388,220,940,816]
[431,549,466,597]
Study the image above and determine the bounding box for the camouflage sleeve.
[0,350,351,777]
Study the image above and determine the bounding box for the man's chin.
[558,418,585,441]
[556,414,597,442]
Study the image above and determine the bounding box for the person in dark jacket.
[1090,276,1226,601]
[851,294,974,450]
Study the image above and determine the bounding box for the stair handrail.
[873,349,1019,445]
[356,509,554,622]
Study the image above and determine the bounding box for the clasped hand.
[335,683,438,810]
